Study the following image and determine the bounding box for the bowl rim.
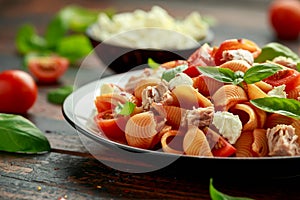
[85,23,214,51]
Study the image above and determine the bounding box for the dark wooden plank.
[1,151,300,200]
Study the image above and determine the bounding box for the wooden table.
[1,0,300,199]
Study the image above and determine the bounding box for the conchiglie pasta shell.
[161,130,184,154]
[212,85,248,111]
[163,105,187,129]
[252,128,268,157]
[254,81,273,93]
[287,86,300,100]
[183,126,213,157]
[125,111,163,149]
[245,102,267,128]
[246,84,269,100]
[193,75,224,97]
[133,78,160,101]
[234,131,255,157]
[230,103,258,131]
[172,85,213,109]
[219,60,251,72]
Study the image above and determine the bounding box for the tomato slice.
[204,128,236,157]
[183,65,201,78]
[263,68,300,92]
[213,38,261,66]
[94,110,128,144]
[28,55,69,83]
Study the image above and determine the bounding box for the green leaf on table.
[210,178,254,200]
[45,15,68,49]
[254,42,300,63]
[57,5,100,32]
[250,97,300,119]
[56,34,93,63]
[47,85,74,105]
[15,24,48,54]
[0,113,51,154]
[197,66,236,83]
[243,63,282,84]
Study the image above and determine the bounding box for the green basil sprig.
[0,113,51,154]
[210,178,254,200]
[250,97,300,119]
[198,63,282,86]
[147,58,160,69]
[162,64,188,82]
[47,85,74,105]
[115,102,136,116]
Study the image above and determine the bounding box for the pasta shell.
[134,78,160,101]
[172,85,213,109]
[254,81,273,93]
[193,75,224,97]
[163,105,187,129]
[160,60,188,69]
[183,126,213,157]
[212,85,248,111]
[287,86,300,100]
[219,60,251,72]
[252,128,268,157]
[125,111,166,149]
[230,103,258,131]
[244,102,267,128]
[161,130,184,154]
[234,131,255,157]
[246,84,269,100]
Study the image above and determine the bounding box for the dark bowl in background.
[86,27,214,74]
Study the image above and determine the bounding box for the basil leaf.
[115,102,136,116]
[148,58,160,69]
[243,63,282,84]
[210,178,254,200]
[0,114,51,153]
[15,24,48,54]
[250,97,300,119]
[56,34,93,63]
[162,64,188,82]
[45,16,68,49]
[197,66,236,83]
[47,85,74,105]
[255,42,300,63]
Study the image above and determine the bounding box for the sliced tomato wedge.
[204,128,236,157]
[94,110,128,144]
[213,38,261,66]
[183,65,201,78]
[28,55,69,83]
[263,68,300,92]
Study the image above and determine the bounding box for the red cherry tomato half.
[94,110,128,144]
[28,55,69,83]
[263,68,300,92]
[0,70,37,114]
[213,38,261,66]
[268,0,300,40]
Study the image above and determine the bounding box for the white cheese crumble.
[100,83,122,95]
[168,72,193,90]
[212,111,242,144]
[267,85,287,98]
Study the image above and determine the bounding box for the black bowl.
[86,27,214,74]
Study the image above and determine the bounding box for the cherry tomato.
[0,70,37,114]
[263,68,300,92]
[94,110,128,144]
[28,55,69,83]
[213,38,261,66]
[268,0,300,40]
